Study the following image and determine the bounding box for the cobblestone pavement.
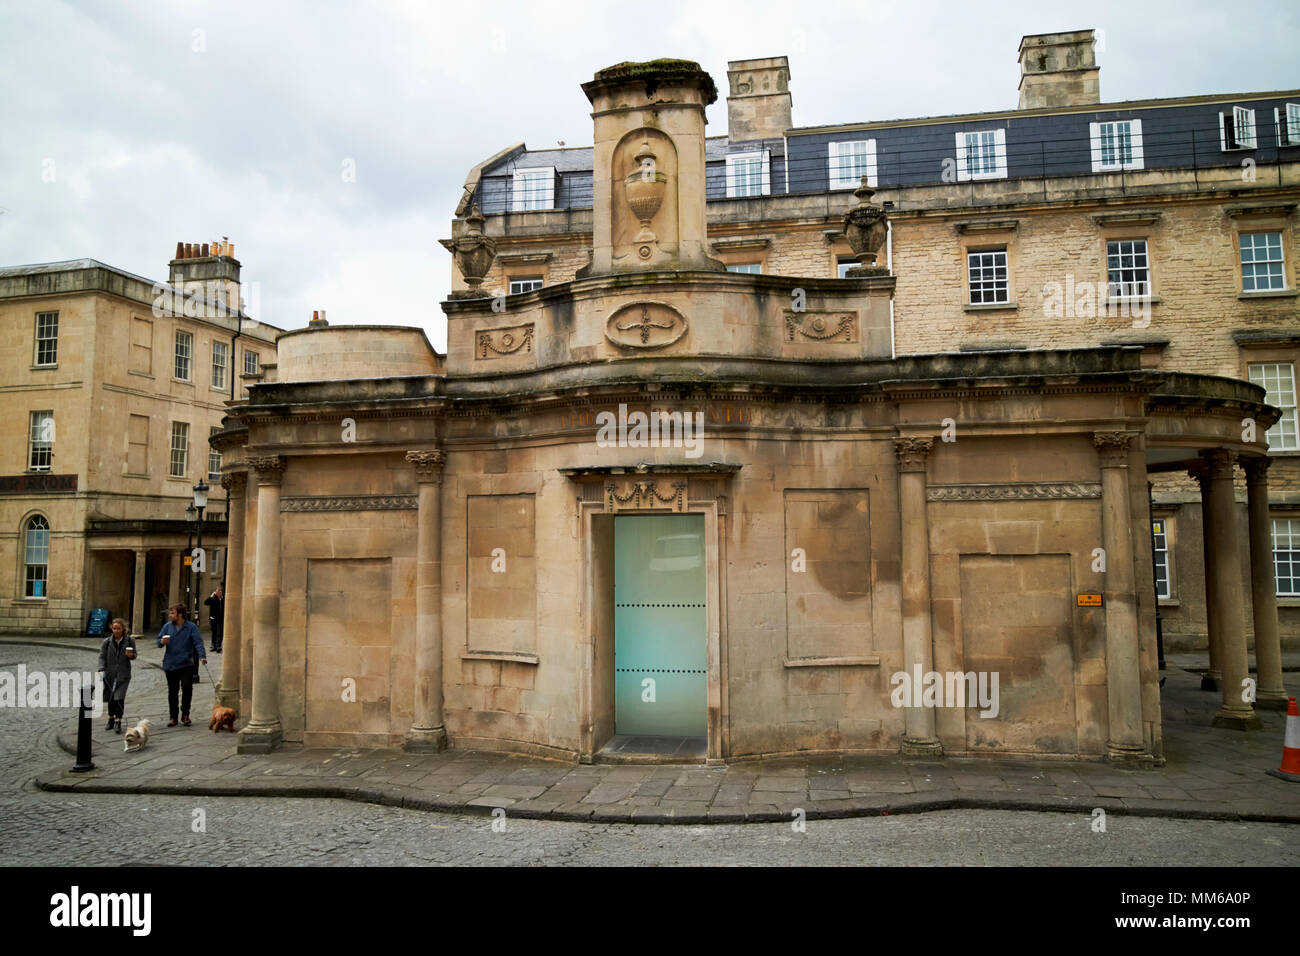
[1,640,1298,865]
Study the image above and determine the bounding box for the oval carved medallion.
[605,302,688,350]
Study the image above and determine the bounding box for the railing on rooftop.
[466,124,1298,216]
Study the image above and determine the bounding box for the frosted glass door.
[614,514,707,736]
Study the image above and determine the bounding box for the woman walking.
[97,618,136,733]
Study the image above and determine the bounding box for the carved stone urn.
[448,205,497,298]
[623,142,668,245]
[842,176,889,274]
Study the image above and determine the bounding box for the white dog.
[123,718,151,753]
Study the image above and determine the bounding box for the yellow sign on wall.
[1077,593,1102,607]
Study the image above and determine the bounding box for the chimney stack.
[1018,30,1100,109]
[308,309,329,328]
[725,57,792,142]
[168,237,242,315]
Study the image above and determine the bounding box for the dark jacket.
[203,593,225,631]
[98,633,136,699]
[157,620,206,672]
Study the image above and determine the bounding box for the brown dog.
[209,705,237,732]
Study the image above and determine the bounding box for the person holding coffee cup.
[157,603,206,726]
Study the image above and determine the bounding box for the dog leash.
[201,658,218,687]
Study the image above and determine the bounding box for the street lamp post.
[184,502,197,620]
[191,480,209,625]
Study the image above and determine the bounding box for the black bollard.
[70,679,95,773]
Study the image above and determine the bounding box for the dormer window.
[1221,106,1257,150]
[1276,103,1300,147]
[828,140,877,189]
[954,129,1007,181]
[725,150,771,198]
[1090,120,1144,171]
[511,167,556,211]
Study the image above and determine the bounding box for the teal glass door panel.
[614,514,707,736]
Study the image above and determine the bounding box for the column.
[217,472,247,710]
[1094,432,1147,762]
[1204,450,1263,730]
[239,455,284,753]
[404,450,448,752]
[240,470,259,715]
[1190,463,1222,690]
[894,437,942,756]
[130,549,147,637]
[167,550,181,611]
[1244,458,1288,709]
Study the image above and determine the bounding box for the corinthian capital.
[894,437,934,473]
[1203,448,1237,480]
[221,472,248,497]
[247,455,285,486]
[406,449,446,484]
[1093,431,1138,469]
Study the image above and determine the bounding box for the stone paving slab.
[13,635,1300,825]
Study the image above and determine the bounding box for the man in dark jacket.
[157,604,206,726]
[204,585,225,653]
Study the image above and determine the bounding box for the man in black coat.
[204,585,225,653]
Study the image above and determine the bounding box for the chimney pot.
[201,243,209,257]
[175,241,184,259]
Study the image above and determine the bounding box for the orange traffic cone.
[1266,697,1300,782]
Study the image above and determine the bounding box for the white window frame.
[23,514,49,599]
[511,167,556,212]
[169,421,189,479]
[34,311,58,366]
[208,426,222,480]
[725,263,762,274]
[837,257,858,278]
[1221,106,1257,150]
[1106,239,1151,299]
[243,350,260,376]
[28,410,53,472]
[966,247,1009,304]
[1151,518,1171,600]
[1277,103,1300,147]
[1273,517,1300,597]
[725,150,771,198]
[1240,231,1287,292]
[508,277,544,295]
[211,340,228,390]
[1089,119,1144,172]
[1248,362,1299,451]
[954,129,1007,182]
[174,329,192,381]
[828,139,878,189]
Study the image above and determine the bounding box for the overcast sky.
[2,0,1297,351]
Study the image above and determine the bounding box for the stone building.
[452,32,1300,660]
[217,47,1290,765]
[0,244,280,637]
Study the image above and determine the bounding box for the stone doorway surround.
[562,463,740,764]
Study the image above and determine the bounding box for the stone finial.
[1093,431,1138,468]
[406,449,446,483]
[894,437,934,472]
[446,205,497,299]
[247,455,285,486]
[843,177,889,276]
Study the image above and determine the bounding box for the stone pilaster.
[1189,462,1223,690]
[1243,458,1288,709]
[239,455,284,753]
[894,436,942,756]
[1203,451,1262,730]
[1093,431,1149,763]
[404,450,448,752]
[131,549,147,638]
[217,472,246,710]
